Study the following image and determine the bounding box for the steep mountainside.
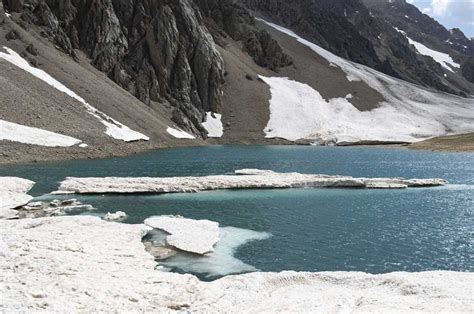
[243,0,474,96]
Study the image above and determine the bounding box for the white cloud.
[431,0,451,16]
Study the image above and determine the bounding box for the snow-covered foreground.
[0,47,149,142]
[166,127,195,139]
[202,112,224,138]
[259,20,474,144]
[0,177,35,218]
[1,215,472,312]
[145,216,220,255]
[0,120,82,147]
[53,169,447,194]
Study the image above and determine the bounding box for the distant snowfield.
[166,127,195,139]
[0,47,149,142]
[202,112,224,138]
[0,120,82,147]
[259,20,474,144]
[395,28,460,72]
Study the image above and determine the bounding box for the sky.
[407,0,474,37]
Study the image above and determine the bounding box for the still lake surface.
[1,146,473,279]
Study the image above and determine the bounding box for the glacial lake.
[1,145,473,280]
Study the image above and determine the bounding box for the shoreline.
[1,135,473,166]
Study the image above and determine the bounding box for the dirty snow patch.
[0,120,82,147]
[145,216,220,255]
[166,127,195,139]
[202,112,224,138]
[0,47,149,142]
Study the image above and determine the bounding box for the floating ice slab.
[53,169,447,195]
[0,216,472,312]
[0,47,149,142]
[162,226,271,278]
[103,211,127,221]
[0,177,35,218]
[1,119,82,147]
[145,216,220,255]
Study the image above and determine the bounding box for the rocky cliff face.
[3,0,226,135]
[2,0,294,135]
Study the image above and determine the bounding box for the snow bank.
[202,112,224,138]
[0,47,149,142]
[395,28,460,71]
[162,226,271,278]
[0,177,35,218]
[166,127,195,139]
[1,119,82,147]
[258,20,474,144]
[145,216,220,255]
[0,216,472,312]
[53,169,447,195]
[201,271,474,312]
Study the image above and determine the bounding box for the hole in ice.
[143,226,271,281]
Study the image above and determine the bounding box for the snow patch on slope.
[202,112,224,138]
[260,76,469,143]
[395,28,460,72]
[0,47,149,142]
[166,127,195,139]
[1,120,82,147]
[258,20,474,143]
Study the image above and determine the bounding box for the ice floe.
[0,47,149,142]
[202,112,224,138]
[53,169,447,195]
[166,127,195,139]
[17,199,95,219]
[258,20,474,144]
[103,211,127,221]
[1,119,82,147]
[0,177,35,218]
[0,215,472,312]
[162,226,271,278]
[145,215,220,255]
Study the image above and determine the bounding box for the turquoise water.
[1,146,473,279]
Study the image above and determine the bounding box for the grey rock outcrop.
[4,0,226,136]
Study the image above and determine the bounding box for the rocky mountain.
[0,0,473,163]
[243,0,474,96]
